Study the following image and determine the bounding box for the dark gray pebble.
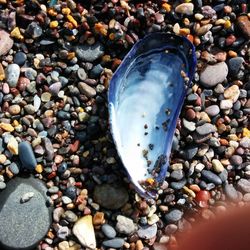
[165,209,183,223]
[170,179,187,190]
[201,170,222,185]
[0,177,51,250]
[196,123,217,135]
[14,52,27,66]
[64,186,77,200]
[170,170,184,181]
[18,141,37,170]
[228,57,244,76]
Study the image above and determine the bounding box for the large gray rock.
[0,176,52,250]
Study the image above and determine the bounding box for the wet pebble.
[205,105,220,117]
[201,170,222,185]
[6,64,20,87]
[18,141,37,170]
[14,52,27,66]
[103,238,125,248]
[78,82,96,98]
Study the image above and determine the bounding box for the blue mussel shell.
[108,33,196,198]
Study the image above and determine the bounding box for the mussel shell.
[108,32,196,198]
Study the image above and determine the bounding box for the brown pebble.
[135,240,144,250]
[8,105,21,115]
[93,211,105,226]
[185,108,196,121]
[237,15,250,38]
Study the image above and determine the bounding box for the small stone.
[228,57,244,76]
[5,64,20,87]
[103,238,125,248]
[101,224,117,239]
[175,3,194,15]
[0,123,14,132]
[0,177,51,250]
[237,179,250,193]
[240,137,250,148]
[18,141,37,170]
[224,184,238,201]
[230,155,243,166]
[20,192,34,203]
[9,162,19,175]
[212,159,224,173]
[57,226,69,240]
[196,123,217,135]
[148,214,159,225]
[171,170,185,181]
[165,209,183,223]
[9,105,21,115]
[24,104,36,114]
[53,207,65,223]
[116,215,137,235]
[7,137,19,155]
[14,51,27,66]
[73,215,96,249]
[49,82,62,95]
[138,224,157,239]
[182,119,196,132]
[93,184,128,210]
[200,62,228,87]
[185,108,196,120]
[78,82,96,98]
[205,105,220,117]
[77,68,87,80]
[165,224,178,235]
[220,99,233,109]
[43,137,54,161]
[237,15,250,38]
[64,186,77,200]
[0,182,6,190]
[26,22,43,38]
[75,42,105,62]
[201,170,222,185]
[93,212,105,226]
[224,85,240,103]
[63,210,78,223]
[41,92,52,102]
[0,30,13,56]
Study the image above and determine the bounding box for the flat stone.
[224,184,238,201]
[224,85,240,103]
[78,82,96,98]
[220,99,233,109]
[93,183,128,210]
[137,224,157,239]
[75,42,105,62]
[103,238,125,248]
[201,170,222,185]
[73,215,96,249]
[205,105,220,117]
[0,176,52,250]
[116,215,137,235]
[5,64,20,87]
[182,119,196,132]
[18,141,37,170]
[237,179,250,193]
[165,209,183,223]
[196,123,216,135]
[101,224,117,239]
[0,30,13,56]
[200,62,228,87]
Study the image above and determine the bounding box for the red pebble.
[70,140,80,153]
[47,171,56,179]
[195,190,211,208]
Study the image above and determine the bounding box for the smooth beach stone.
[14,51,27,66]
[0,30,13,56]
[101,224,117,239]
[18,141,37,170]
[75,42,105,62]
[5,64,20,87]
[102,238,125,248]
[0,176,52,250]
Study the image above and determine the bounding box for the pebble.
[93,184,128,210]
[237,15,250,38]
[75,42,105,62]
[230,155,243,166]
[175,3,194,15]
[201,170,222,185]
[0,182,6,190]
[116,215,137,235]
[9,105,21,115]
[73,215,96,249]
[224,184,238,201]
[237,179,250,193]
[63,211,78,223]
[205,105,220,117]
[212,159,224,173]
[9,162,19,175]
[103,238,125,248]
[7,137,19,155]
[165,209,183,223]
[220,99,233,110]
[0,177,51,250]
[137,224,157,239]
[200,62,228,87]
[196,123,217,135]
[18,141,37,170]
[0,30,13,56]
[5,64,20,87]
[224,85,240,103]
[101,224,117,239]
[53,207,65,223]
[182,119,196,132]
[77,68,87,81]
[78,82,96,98]
[14,51,27,66]
[228,57,244,76]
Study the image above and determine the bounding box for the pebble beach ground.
[0,0,249,250]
